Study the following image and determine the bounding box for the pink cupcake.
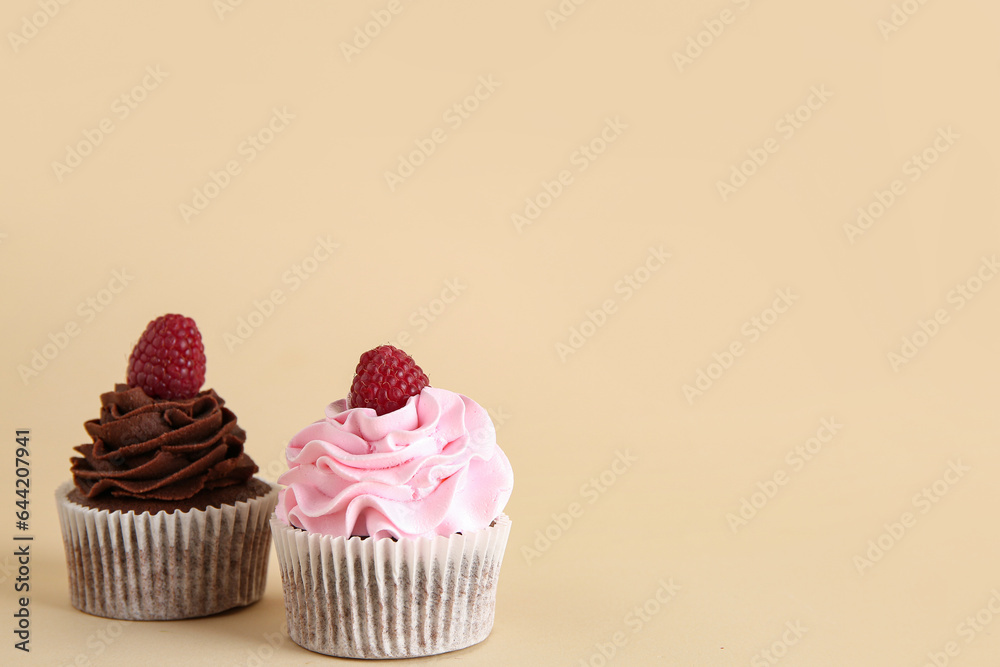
[270,345,513,658]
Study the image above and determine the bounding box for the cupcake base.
[56,479,279,621]
[270,513,511,659]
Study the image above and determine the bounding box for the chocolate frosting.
[72,384,258,501]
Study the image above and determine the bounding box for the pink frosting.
[276,387,513,540]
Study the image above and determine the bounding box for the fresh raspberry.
[126,314,207,400]
[347,345,429,415]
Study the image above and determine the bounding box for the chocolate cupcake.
[55,314,278,620]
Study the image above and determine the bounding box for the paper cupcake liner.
[270,513,511,659]
[56,480,278,621]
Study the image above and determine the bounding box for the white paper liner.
[56,480,278,621]
[270,513,511,659]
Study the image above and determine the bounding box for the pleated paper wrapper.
[270,512,511,659]
[56,480,278,621]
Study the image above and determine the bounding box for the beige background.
[3,0,1000,665]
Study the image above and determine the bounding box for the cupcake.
[56,313,278,620]
[271,345,514,659]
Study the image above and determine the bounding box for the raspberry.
[347,345,429,415]
[126,314,207,400]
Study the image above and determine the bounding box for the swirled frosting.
[277,387,513,539]
[71,384,257,500]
